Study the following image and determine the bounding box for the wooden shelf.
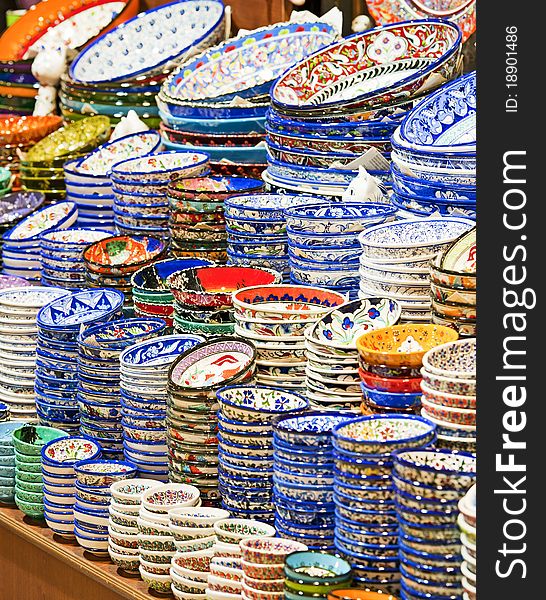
[0,503,163,600]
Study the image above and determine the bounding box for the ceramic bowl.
[359,369,422,393]
[422,338,476,380]
[361,384,421,409]
[41,437,101,466]
[356,325,459,368]
[213,519,276,543]
[11,425,69,456]
[240,537,308,565]
[142,483,200,513]
[284,550,352,585]
[273,412,355,448]
[74,459,136,486]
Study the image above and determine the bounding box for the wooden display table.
[0,504,159,600]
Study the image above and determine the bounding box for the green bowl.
[0,454,15,466]
[15,494,44,519]
[15,485,43,504]
[14,450,41,463]
[19,176,66,192]
[132,290,173,303]
[173,317,234,337]
[0,465,15,478]
[14,476,43,493]
[0,475,14,487]
[12,425,68,456]
[15,459,42,473]
[15,469,42,484]
[19,165,64,178]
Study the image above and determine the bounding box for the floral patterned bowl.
[240,537,307,565]
[41,437,101,465]
[74,459,137,486]
[142,483,200,513]
[168,506,229,528]
[213,518,276,543]
[110,478,162,504]
[333,415,436,455]
[241,558,284,580]
[2,201,78,244]
[0,191,45,227]
[421,338,475,380]
[356,325,459,368]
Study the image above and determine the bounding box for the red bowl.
[358,367,422,393]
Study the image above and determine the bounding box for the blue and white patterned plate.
[119,333,205,369]
[69,0,226,84]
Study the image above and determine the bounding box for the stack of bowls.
[2,201,78,281]
[458,484,476,600]
[168,507,230,600]
[41,437,102,537]
[0,286,69,420]
[430,228,476,336]
[108,478,162,573]
[421,339,476,453]
[110,151,210,239]
[0,192,44,266]
[65,0,226,126]
[40,228,112,289]
[273,412,354,551]
[358,218,474,322]
[82,235,168,306]
[216,385,309,523]
[19,116,111,205]
[131,258,213,327]
[286,203,395,300]
[168,266,282,338]
[77,318,167,460]
[167,175,264,263]
[0,421,27,504]
[240,537,308,600]
[138,483,202,594]
[283,552,353,600]
[390,72,476,220]
[332,415,437,594]
[73,459,137,554]
[119,334,205,481]
[12,424,68,519]
[304,298,402,412]
[232,285,346,391]
[391,449,476,600]
[356,325,459,417]
[167,337,257,503]
[35,289,125,433]
[0,115,62,190]
[266,20,463,196]
[225,195,313,279]
[63,130,162,229]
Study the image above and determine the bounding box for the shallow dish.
[422,338,475,379]
[111,150,210,183]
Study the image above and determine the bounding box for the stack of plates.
[272,412,353,551]
[0,286,69,420]
[224,194,310,279]
[40,228,112,289]
[167,175,263,263]
[392,449,476,600]
[216,385,308,523]
[111,151,209,238]
[304,298,402,412]
[2,201,78,281]
[35,289,125,434]
[0,191,45,269]
[332,415,437,594]
[166,337,257,504]
[390,72,476,220]
[158,21,336,169]
[119,335,204,481]
[19,116,111,204]
[65,0,227,125]
[232,284,346,390]
[458,484,476,600]
[131,258,213,328]
[430,228,476,336]
[63,130,162,229]
[0,421,27,503]
[266,20,463,196]
[82,235,168,306]
[286,203,395,300]
[358,218,474,322]
[77,318,167,460]
[0,61,37,116]
[168,266,281,338]
[421,338,476,454]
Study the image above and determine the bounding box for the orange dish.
[0,115,62,146]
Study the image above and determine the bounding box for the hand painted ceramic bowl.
[111,150,210,183]
[0,191,45,228]
[213,518,276,543]
[421,338,475,379]
[240,537,308,565]
[131,258,214,292]
[69,0,226,84]
[216,386,308,422]
[12,425,69,456]
[224,194,316,221]
[273,412,355,448]
[74,459,137,486]
[142,483,200,513]
[167,266,281,310]
[41,437,101,465]
[333,415,436,455]
[356,325,459,368]
[358,218,473,262]
[271,20,462,115]
[284,551,352,585]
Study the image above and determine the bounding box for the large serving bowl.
[271,20,462,115]
[12,425,68,456]
[356,325,459,368]
[421,338,475,379]
[333,415,436,455]
[167,266,281,310]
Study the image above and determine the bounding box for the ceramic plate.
[163,21,337,102]
[75,130,162,176]
[440,227,476,273]
[0,286,69,308]
[111,150,209,182]
[40,228,112,247]
[69,0,226,84]
[3,201,78,242]
[120,333,204,368]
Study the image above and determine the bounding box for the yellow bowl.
[355,324,458,368]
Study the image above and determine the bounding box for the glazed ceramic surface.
[111,151,209,182]
[69,0,226,84]
[0,191,44,227]
[217,385,308,415]
[42,437,101,464]
[84,235,166,269]
[0,286,68,308]
[440,227,476,273]
[3,202,77,242]
[422,338,475,378]
[120,333,205,368]
[163,22,336,102]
